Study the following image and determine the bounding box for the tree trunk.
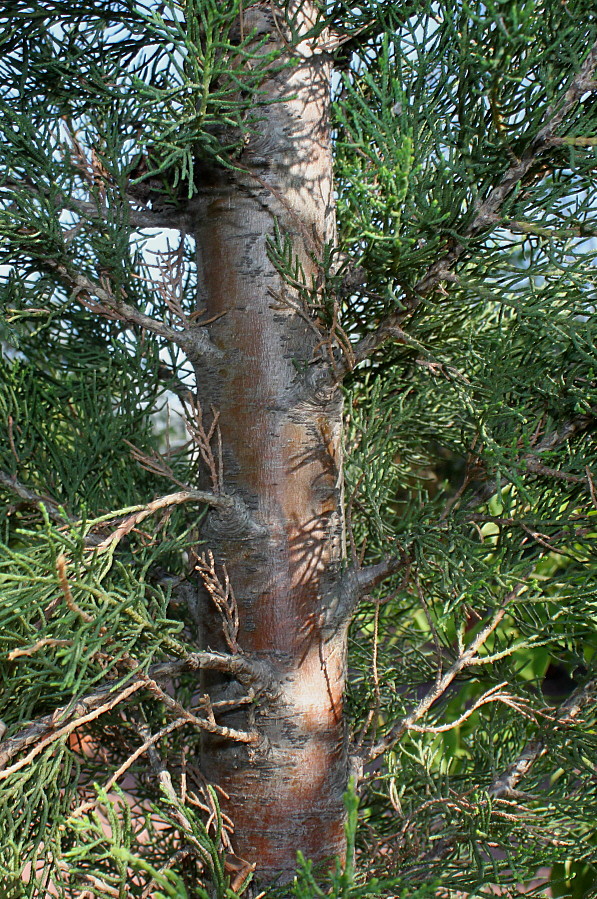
[190,4,348,883]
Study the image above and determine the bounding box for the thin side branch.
[0,470,66,525]
[102,717,189,794]
[323,555,404,635]
[0,652,272,775]
[92,490,239,552]
[3,177,188,231]
[465,407,596,509]
[47,261,222,364]
[137,673,260,745]
[0,679,146,779]
[406,683,534,734]
[195,550,240,653]
[1,467,262,546]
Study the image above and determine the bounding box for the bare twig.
[0,469,66,525]
[395,676,597,876]
[586,466,597,509]
[0,679,146,779]
[56,553,94,622]
[103,718,188,795]
[137,673,260,744]
[125,441,189,488]
[185,398,223,493]
[79,874,121,898]
[46,261,221,364]
[406,683,534,734]
[354,602,381,751]
[148,238,190,329]
[0,652,271,774]
[3,175,184,230]
[92,490,236,553]
[8,637,73,660]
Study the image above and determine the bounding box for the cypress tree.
[1,1,596,896]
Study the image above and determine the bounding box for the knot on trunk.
[205,493,266,539]
[303,362,339,406]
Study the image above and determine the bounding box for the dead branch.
[91,490,237,553]
[138,673,260,745]
[131,716,210,868]
[354,602,381,751]
[149,237,190,329]
[0,470,66,525]
[45,261,222,364]
[56,553,94,622]
[7,637,73,660]
[0,652,271,775]
[406,683,534,734]
[103,717,189,795]
[2,176,183,231]
[394,675,597,878]
[0,679,146,779]
[185,398,223,493]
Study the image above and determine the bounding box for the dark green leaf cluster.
[0,0,289,196]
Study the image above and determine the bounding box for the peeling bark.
[190,4,348,882]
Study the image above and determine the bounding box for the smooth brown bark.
[190,4,348,883]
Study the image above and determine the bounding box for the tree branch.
[3,177,189,231]
[0,651,271,777]
[397,675,597,879]
[0,470,66,525]
[46,261,222,364]
[489,675,597,799]
[366,580,528,761]
[349,38,597,368]
[0,473,262,546]
[323,556,404,636]
[91,489,253,552]
[464,407,596,509]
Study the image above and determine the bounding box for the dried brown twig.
[0,652,269,777]
[45,260,221,364]
[185,398,223,493]
[406,682,534,734]
[56,553,94,622]
[195,550,241,653]
[91,489,233,553]
[0,678,146,780]
[489,675,597,799]
[0,469,66,525]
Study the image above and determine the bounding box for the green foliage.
[1,0,597,897]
